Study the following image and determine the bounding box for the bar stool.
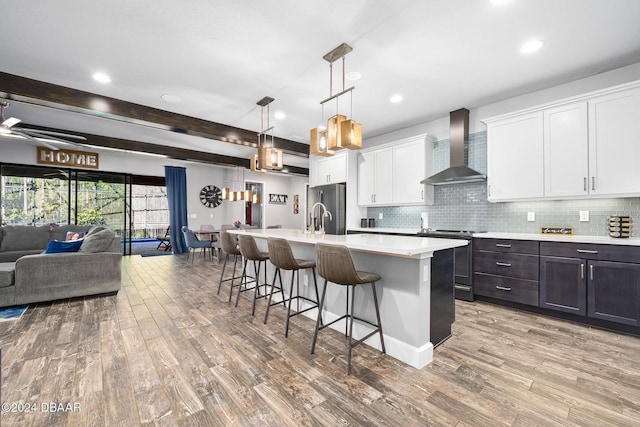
[311,243,386,374]
[217,231,242,301]
[263,237,322,337]
[236,234,270,316]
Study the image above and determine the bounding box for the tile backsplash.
[368,131,640,236]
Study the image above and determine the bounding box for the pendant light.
[310,42,362,156]
[254,96,283,171]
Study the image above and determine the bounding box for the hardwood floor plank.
[103,368,140,425]
[2,254,640,426]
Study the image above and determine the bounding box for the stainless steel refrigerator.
[307,183,346,235]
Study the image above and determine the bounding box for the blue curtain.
[164,166,188,254]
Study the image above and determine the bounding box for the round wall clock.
[199,185,222,208]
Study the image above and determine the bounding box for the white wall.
[365,61,640,146]
[0,138,309,230]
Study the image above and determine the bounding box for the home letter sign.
[37,147,99,169]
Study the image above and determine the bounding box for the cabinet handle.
[421,190,424,200]
[590,264,594,281]
[583,177,587,192]
[580,263,584,279]
[488,185,491,197]
[496,243,512,248]
[496,262,512,267]
[577,249,598,254]
[496,286,512,291]
[591,176,595,191]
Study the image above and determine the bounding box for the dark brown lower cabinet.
[588,260,640,326]
[539,256,586,315]
[539,242,640,327]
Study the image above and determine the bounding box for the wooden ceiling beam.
[0,72,309,156]
[17,124,309,176]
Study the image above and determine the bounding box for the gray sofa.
[0,225,122,308]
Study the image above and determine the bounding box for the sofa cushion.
[0,263,15,288]
[79,229,116,253]
[0,226,51,252]
[85,225,109,237]
[45,239,84,254]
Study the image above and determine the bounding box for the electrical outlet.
[527,212,535,222]
[580,211,589,222]
[379,212,383,220]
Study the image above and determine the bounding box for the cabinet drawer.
[474,238,539,254]
[473,251,539,280]
[540,241,640,263]
[474,273,539,306]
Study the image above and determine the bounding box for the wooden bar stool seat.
[311,243,386,374]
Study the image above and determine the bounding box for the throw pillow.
[45,239,84,254]
[79,228,115,253]
[65,231,85,241]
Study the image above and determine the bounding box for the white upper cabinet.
[486,111,544,201]
[392,136,434,205]
[358,147,393,206]
[309,151,347,187]
[357,135,434,207]
[485,82,640,201]
[544,102,589,198]
[588,87,640,197]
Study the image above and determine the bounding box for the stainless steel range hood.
[421,108,486,185]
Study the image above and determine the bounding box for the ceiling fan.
[0,100,87,150]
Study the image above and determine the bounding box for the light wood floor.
[2,253,640,426]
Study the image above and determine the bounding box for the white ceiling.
[1,0,640,169]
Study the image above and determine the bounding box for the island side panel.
[251,238,437,369]
[429,248,455,347]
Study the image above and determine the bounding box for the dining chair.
[180,226,213,262]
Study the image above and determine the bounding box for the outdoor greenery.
[1,170,168,240]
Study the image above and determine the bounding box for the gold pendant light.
[310,42,362,155]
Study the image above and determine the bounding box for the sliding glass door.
[1,163,169,255]
[1,165,71,226]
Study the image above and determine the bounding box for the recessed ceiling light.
[390,94,403,103]
[345,71,362,81]
[520,39,544,53]
[274,111,286,120]
[161,94,181,103]
[92,72,111,84]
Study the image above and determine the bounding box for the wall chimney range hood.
[421,108,486,185]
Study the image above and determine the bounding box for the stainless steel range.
[416,229,479,301]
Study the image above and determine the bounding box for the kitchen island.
[227,228,467,369]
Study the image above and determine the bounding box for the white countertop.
[347,227,420,235]
[474,232,640,246]
[228,228,467,258]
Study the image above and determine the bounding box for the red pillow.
[65,231,85,241]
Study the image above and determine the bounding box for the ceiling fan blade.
[15,127,87,141]
[2,117,21,128]
[22,130,86,148]
[11,129,60,151]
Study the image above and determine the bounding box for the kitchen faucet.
[311,202,333,234]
